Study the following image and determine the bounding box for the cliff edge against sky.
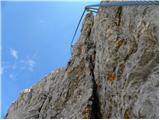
[5,2,158,119]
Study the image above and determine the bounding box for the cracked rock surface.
[5,2,158,119]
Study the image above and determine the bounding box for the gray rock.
[5,2,158,119]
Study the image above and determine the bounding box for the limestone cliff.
[5,2,159,119]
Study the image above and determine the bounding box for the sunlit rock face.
[5,2,158,119]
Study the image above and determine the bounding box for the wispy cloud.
[26,57,36,72]
[10,48,18,60]
[3,49,37,80]
[21,56,36,72]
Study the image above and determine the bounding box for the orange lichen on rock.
[82,106,91,119]
[107,71,116,81]
[116,38,125,48]
[124,111,130,119]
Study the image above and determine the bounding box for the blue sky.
[1,1,99,118]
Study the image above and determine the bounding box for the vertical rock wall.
[93,5,158,118]
[5,2,159,119]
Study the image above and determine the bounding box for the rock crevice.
[5,2,158,119]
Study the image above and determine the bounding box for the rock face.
[5,2,158,119]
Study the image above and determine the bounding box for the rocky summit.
[5,1,158,119]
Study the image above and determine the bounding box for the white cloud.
[3,50,37,81]
[10,48,18,59]
[25,57,36,72]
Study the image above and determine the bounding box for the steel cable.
[70,1,159,54]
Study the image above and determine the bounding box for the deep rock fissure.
[90,73,102,119]
[89,51,102,119]
[116,6,122,26]
[5,3,158,119]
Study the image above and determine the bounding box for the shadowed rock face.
[5,2,158,119]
